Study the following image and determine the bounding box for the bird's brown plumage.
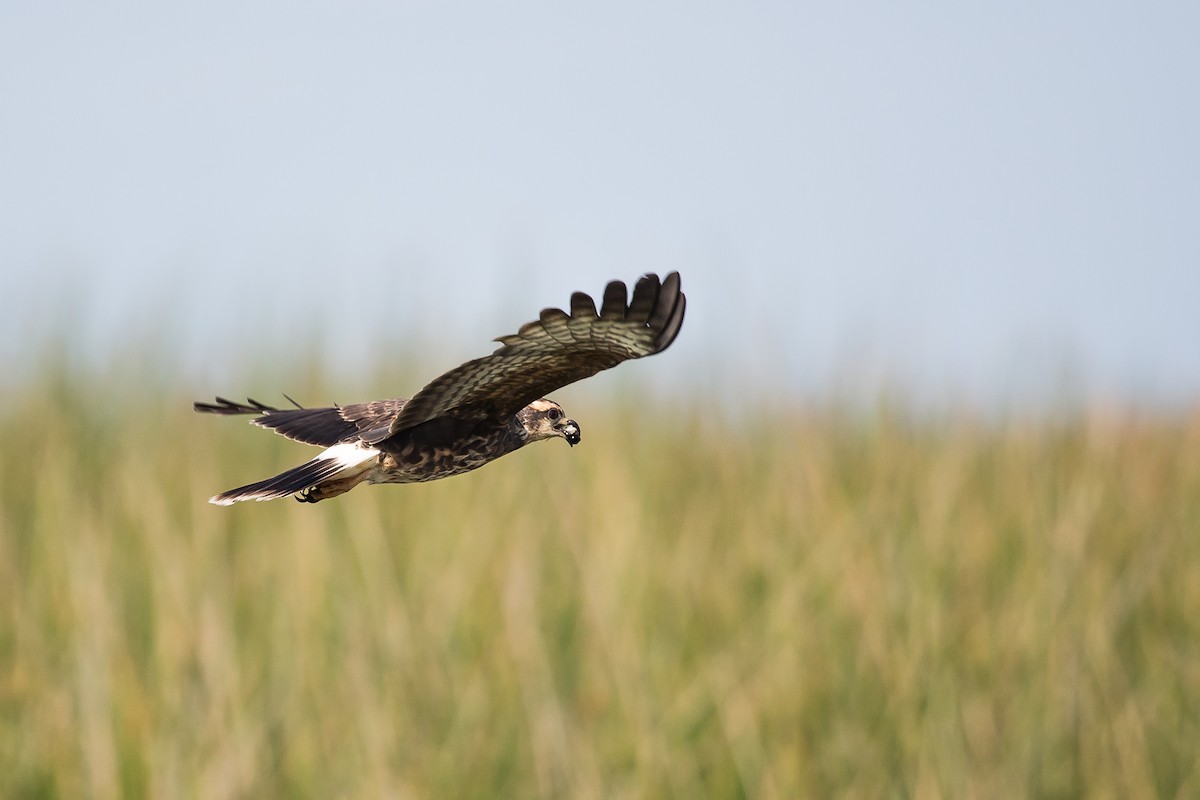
[382,271,684,439]
[194,272,685,504]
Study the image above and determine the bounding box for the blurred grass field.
[1,356,1199,799]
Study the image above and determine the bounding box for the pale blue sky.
[2,1,1197,408]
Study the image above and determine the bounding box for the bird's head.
[519,398,581,446]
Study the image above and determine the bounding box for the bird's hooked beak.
[559,418,581,446]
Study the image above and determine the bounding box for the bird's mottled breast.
[368,422,526,484]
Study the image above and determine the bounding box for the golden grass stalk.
[1,363,1198,798]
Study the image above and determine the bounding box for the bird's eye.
[547,408,561,421]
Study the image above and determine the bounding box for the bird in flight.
[195,272,685,505]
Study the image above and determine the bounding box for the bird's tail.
[209,443,379,505]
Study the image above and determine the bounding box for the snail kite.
[195,272,685,504]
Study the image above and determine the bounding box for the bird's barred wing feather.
[340,398,408,443]
[194,396,409,447]
[383,271,685,439]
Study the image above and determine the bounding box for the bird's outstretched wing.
[381,271,685,440]
[194,396,409,447]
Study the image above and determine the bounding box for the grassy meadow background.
[2,351,1199,799]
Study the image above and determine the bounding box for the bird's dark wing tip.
[649,272,685,351]
[193,396,283,415]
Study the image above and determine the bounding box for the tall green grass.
[1,360,1198,798]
